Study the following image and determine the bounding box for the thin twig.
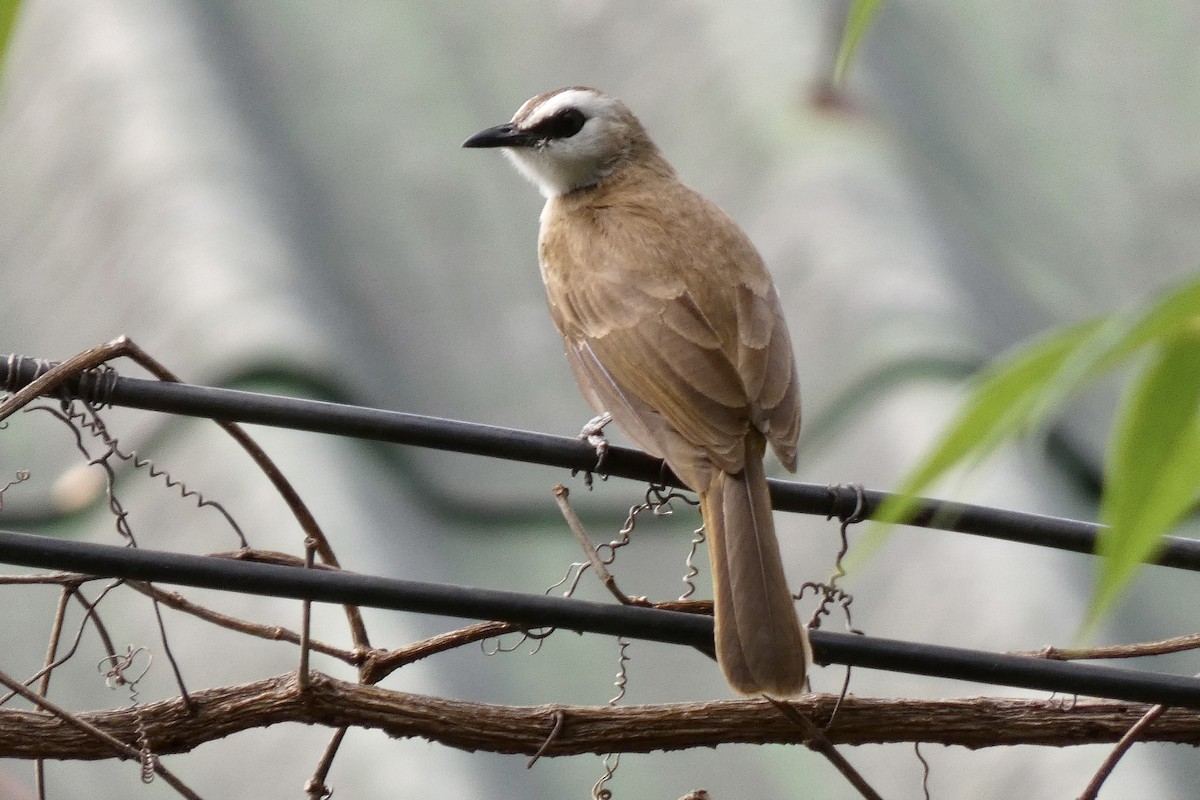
[116,339,372,653]
[305,726,347,800]
[361,621,523,684]
[0,339,373,654]
[4,570,359,664]
[914,741,931,799]
[37,589,72,699]
[0,341,128,424]
[298,539,315,691]
[0,571,107,585]
[1077,703,1169,800]
[0,668,204,799]
[552,484,637,605]
[148,592,193,711]
[1018,633,1200,661]
[125,581,357,663]
[71,584,122,666]
[361,606,708,685]
[527,709,566,768]
[767,697,884,800]
[0,583,117,708]
[35,588,73,800]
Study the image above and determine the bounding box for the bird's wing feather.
[541,182,800,482]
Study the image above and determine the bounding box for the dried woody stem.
[2,673,1198,761]
[767,697,883,800]
[34,587,74,797]
[1017,632,1200,661]
[552,484,640,605]
[1073,667,1200,799]
[1020,637,1200,798]
[2,339,375,795]
[0,668,202,798]
[5,340,1199,799]
[0,338,372,658]
[1077,703,1170,800]
[553,483,881,799]
[0,568,358,665]
[361,620,526,685]
[126,579,357,664]
[306,726,348,800]
[0,566,704,690]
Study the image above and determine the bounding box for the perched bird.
[464,87,810,697]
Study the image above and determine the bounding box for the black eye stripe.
[526,107,587,140]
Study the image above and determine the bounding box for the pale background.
[1,1,1199,798]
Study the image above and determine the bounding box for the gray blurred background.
[1,1,1199,798]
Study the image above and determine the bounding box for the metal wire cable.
[1,527,1199,709]
[3,353,1200,570]
[5,354,1200,709]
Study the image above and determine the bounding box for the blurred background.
[1,1,1199,797]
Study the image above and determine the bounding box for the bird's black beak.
[462,123,536,149]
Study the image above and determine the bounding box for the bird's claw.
[574,412,613,489]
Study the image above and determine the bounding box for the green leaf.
[834,0,887,83]
[872,318,1105,527]
[1089,330,1200,624]
[873,275,1200,531]
[0,0,21,80]
[1027,276,1200,423]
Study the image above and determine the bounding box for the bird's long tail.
[700,442,810,697]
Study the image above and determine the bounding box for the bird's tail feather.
[701,450,809,697]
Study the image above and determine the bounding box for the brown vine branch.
[0,560,362,666]
[2,672,1199,761]
[1078,702,1170,800]
[767,697,883,800]
[361,621,523,684]
[360,601,716,685]
[0,338,372,654]
[0,668,202,798]
[553,483,637,605]
[0,566,692,687]
[1018,633,1200,661]
[125,580,359,664]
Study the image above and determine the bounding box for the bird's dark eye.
[528,107,587,141]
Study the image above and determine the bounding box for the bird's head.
[463,87,654,198]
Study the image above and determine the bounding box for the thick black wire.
[5,355,1200,708]
[4,354,1200,570]
[1,528,1199,709]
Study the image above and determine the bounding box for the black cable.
[1,528,1198,709]
[6,355,1200,707]
[4,354,1200,570]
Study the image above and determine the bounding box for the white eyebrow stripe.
[520,88,602,128]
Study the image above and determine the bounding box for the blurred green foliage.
[833,0,1200,629]
[835,0,887,81]
[0,0,20,81]
[877,277,1200,628]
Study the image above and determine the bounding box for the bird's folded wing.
[541,183,801,474]
[549,264,797,478]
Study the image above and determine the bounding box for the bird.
[464,87,810,697]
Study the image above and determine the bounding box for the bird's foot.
[573,412,613,489]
